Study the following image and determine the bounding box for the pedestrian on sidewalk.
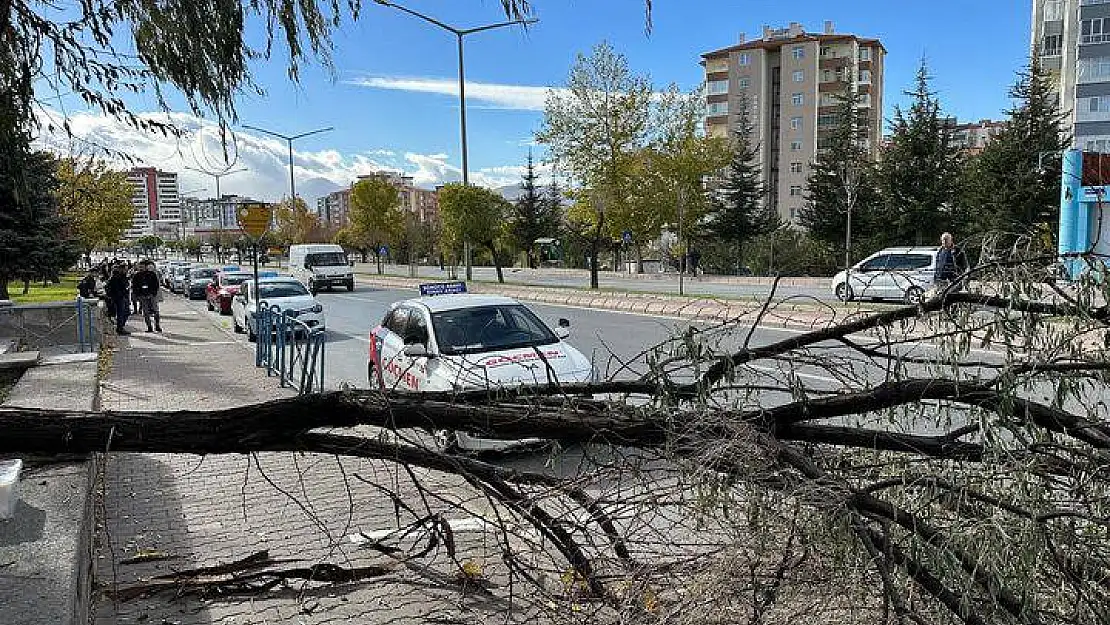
[77,271,97,299]
[131,260,162,332]
[934,232,969,292]
[106,264,131,335]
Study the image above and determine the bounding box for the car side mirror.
[303,262,311,269]
[558,318,570,328]
[555,326,570,339]
[403,343,430,358]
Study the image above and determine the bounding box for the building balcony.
[819,57,850,70]
[819,80,850,92]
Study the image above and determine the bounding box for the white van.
[831,247,940,304]
[288,244,355,294]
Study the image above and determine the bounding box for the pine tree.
[509,151,560,267]
[877,60,965,245]
[703,102,779,271]
[964,62,1069,236]
[798,81,881,266]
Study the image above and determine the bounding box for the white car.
[368,286,593,452]
[832,247,940,304]
[231,277,326,342]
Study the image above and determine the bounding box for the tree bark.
[488,241,504,283]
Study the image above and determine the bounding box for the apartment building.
[701,21,885,223]
[181,194,259,234]
[1032,0,1110,151]
[124,167,181,239]
[952,119,1007,155]
[317,171,439,228]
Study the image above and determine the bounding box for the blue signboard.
[419,281,468,297]
[622,230,633,244]
[257,271,280,278]
[379,245,389,256]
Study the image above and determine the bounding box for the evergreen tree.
[509,151,560,267]
[877,60,965,245]
[703,102,779,271]
[798,82,881,266]
[964,62,1069,236]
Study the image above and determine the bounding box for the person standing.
[934,232,968,291]
[106,264,132,335]
[131,260,162,332]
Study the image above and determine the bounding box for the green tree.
[0,146,80,299]
[133,235,164,258]
[439,183,511,283]
[183,236,203,261]
[55,157,133,257]
[703,100,779,274]
[508,151,560,267]
[272,197,319,246]
[799,85,883,267]
[877,60,965,246]
[333,226,374,264]
[349,177,405,274]
[538,41,652,288]
[964,62,1069,236]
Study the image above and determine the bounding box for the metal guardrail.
[0,298,98,352]
[253,305,325,394]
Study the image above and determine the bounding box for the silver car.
[832,247,940,304]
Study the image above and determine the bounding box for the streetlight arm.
[374,0,459,33]
[290,126,335,141]
[242,125,292,141]
[460,18,538,35]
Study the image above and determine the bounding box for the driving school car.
[367,282,592,452]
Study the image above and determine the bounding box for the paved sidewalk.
[93,297,511,624]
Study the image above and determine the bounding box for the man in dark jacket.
[106,264,131,335]
[131,260,162,332]
[934,232,968,290]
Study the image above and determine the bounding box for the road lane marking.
[747,364,840,385]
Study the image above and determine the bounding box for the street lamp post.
[374,0,537,281]
[241,125,333,210]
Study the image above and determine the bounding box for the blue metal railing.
[253,305,326,394]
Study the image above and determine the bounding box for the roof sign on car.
[419,281,467,297]
[221,265,241,272]
[257,271,279,278]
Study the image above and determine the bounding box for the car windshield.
[431,304,558,356]
[222,274,251,286]
[307,252,347,266]
[190,269,216,279]
[257,282,309,298]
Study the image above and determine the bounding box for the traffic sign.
[622,230,633,244]
[379,245,389,256]
[236,202,273,238]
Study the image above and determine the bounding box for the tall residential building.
[701,21,885,222]
[125,167,181,239]
[317,171,439,228]
[1032,0,1110,151]
[952,119,1007,155]
[181,194,259,236]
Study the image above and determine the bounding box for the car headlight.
[311,303,323,313]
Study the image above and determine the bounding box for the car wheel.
[835,283,854,302]
[904,286,925,305]
[433,430,460,454]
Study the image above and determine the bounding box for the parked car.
[169,264,194,294]
[368,283,592,452]
[832,247,940,304]
[184,267,218,300]
[231,277,325,341]
[161,261,190,288]
[206,269,253,314]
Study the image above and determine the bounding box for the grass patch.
[8,274,81,304]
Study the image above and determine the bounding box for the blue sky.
[39,0,1034,200]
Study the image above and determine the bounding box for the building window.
[789,185,803,197]
[792,46,805,60]
[792,70,804,83]
[1079,56,1110,83]
[790,116,802,130]
[1042,34,1062,57]
[1082,18,1110,45]
[1085,137,1110,153]
[705,101,729,116]
[790,140,803,151]
[790,162,803,173]
[822,69,834,83]
[1044,0,1063,21]
[789,207,798,220]
[738,53,751,66]
[859,69,872,84]
[858,93,872,107]
[707,80,729,95]
[791,92,803,106]
[738,77,750,88]
[817,114,838,127]
[859,47,871,62]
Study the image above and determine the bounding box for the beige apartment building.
[317,171,439,228]
[701,21,885,223]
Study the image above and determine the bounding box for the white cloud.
[346,75,562,111]
[32,107,526,201]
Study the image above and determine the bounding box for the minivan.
[287,244,354,294]
[831,247,940,304]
